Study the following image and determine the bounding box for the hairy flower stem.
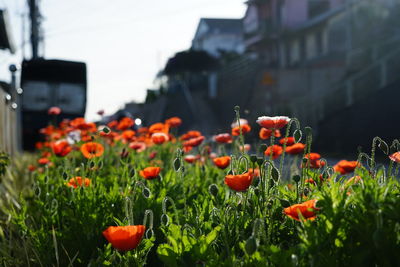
[370,137,379,178]
[234,106,245,156]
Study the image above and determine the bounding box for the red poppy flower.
[389,152,400,163]
[224,172,252,192]
[213,156,231,169]
[129,141,146,152]
[256,116,290,129]
[333,160,359,175]
[140,167,161,180]
[181,130,202,141]
[80,142,104,159]
[284,199,319,221]
[151,132,169,145]
[264,145,283,159]
[38,157,50,165]
[149,151,157,160]
[165,117,182,128]
[184,155,198,163]
[183,136,205,147]
[67,176,91,188]
[214,133,232,144]
[279,137,295,146]
[107,120,118,129]
[52,140,72,157]
[48,106,61,115]
[28,165,36,172]
[102,225,145,251]
[232,124,251,136]
[285,143,306,155]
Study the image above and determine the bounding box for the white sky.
[0,0,246,121]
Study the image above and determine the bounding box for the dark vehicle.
[21,59,87,150]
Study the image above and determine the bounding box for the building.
[192,18,244,57]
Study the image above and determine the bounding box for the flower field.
[0,108,400,266]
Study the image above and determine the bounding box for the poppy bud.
[279,199,291,208]
[245,236,258,255]
[253,187,260,196]
[293,175,301,183]
[250,154,258,163]
[129,168,136,178]
[173,158,181,171]
[304,126,312,136]
[256,157,264,166]
[234,105,240,112]
[259,144,267,154]
[208,184,219,197]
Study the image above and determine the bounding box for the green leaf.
[205,226,221,245]
[157,244,178,267]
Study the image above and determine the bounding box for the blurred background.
[0,0,399,155]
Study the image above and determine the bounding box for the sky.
[0,0,246,121]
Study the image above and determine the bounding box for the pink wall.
[280,0,308,29]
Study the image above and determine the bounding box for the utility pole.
[28,0,40,59]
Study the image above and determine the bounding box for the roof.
[193,18,243,41]
[201,18,243,35]
[0,10,15,53]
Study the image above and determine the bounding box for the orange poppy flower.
[389,152,400,163]
[70,117,88,130]
[213,156,231,169]
[151,132,169,145]
[80,142,104,159]
[183,136,205,147]
[248,168,260,178]
[52,140,72,157]
[121,130,136,142]
[231,118,248,128]
[184,155,198,163]
[214,133,232,144]
[239,144,251,152]
[48,106,61,115]
[117,117,134,131]
[256,116,290,130]
[181,130,202,141]
[224,172,252,192]
[264,145,283,159]
[102,225,146,251]
[165,117,182,128]
[285,143,306,155]
[149,122,169,135]
[284,199,319,221]
[279,137,295,146]
[140,167,161,180]
[333,160,359,175]
[232,124,251,136]
[67,176,91,188]
[259,128,281,140]
[302,153,325,168]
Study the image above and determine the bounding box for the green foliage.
[0,128,399,266]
